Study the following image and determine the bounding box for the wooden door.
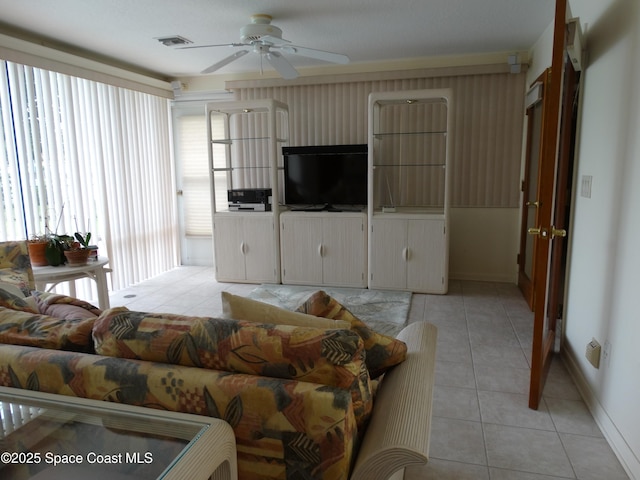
[545,58,579,354]
[518,71,548,310]
[528,0,577,410]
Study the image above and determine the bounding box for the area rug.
[248,284,412,337]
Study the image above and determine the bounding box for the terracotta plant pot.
[27,241,49,266]
[64,249,91,266]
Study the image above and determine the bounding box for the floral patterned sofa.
[0,259,437,480]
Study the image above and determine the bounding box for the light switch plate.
[581,175,592,198]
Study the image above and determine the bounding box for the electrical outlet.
[586,338,601,368]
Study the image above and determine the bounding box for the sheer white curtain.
[0,60,178,297]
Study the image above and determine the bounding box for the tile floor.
[107,267,629,480]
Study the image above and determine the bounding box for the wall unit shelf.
[206,99,289,283]
[368,89,452,294]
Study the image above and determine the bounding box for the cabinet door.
[407,219,447,293]
[213,216,246,282]
[280,216,323,285]
[244,216,279,283]
[369,218,408,289]
[322,216,367,287]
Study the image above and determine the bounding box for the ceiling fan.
[182,14,350,79]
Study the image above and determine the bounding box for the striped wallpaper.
[228,65,526,208]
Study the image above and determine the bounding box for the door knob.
[551,227,567,239]
[528,227,548,238]
[525,201,540,207]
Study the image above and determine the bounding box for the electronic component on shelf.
[228,188,272,211]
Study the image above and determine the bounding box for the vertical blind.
[230,69,526,208]
[0,60,178,296]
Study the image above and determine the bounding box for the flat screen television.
[283,144,367,211]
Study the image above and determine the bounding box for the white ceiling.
[0,0,555,80]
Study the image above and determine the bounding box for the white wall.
[538,0,640,477]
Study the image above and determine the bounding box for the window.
[174,114,211,236]
[0,60,178,297]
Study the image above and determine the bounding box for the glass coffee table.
[0,386,237,480]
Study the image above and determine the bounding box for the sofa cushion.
[0,306,96,352]
[221,291,351,329]
[0,343,357,480]
[0,270,32,296]
[0,285,38,314]
[93,307,373,430]
[33,291,102,319]
[296,291,408,378]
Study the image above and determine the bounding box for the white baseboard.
[449,271,517,283]
[562,348,639,480]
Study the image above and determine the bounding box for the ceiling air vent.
[156,36,193,47]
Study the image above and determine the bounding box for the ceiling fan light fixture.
[240,14,283,44]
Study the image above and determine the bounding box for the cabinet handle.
[318,244,324,257]
[240,242,246,255]
[402,247,409,261]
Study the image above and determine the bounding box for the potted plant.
[75,232,98,260]
[43,234,70,266]
[62,233,92,265]
[27,235,51,266]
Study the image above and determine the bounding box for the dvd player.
[228,203,270,212]
[228,188,272,212]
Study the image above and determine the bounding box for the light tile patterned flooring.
[108,267,629,480]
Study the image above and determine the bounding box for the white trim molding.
[0,33,173,98]
[562,348,639,479]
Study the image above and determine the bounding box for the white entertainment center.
[206,89,451,293]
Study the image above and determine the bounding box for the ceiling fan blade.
[280,45,349,64]
[180,43,245,50]
[201,50,249,74]
[265,51,299,79]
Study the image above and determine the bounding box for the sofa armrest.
[350,321,437,480]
